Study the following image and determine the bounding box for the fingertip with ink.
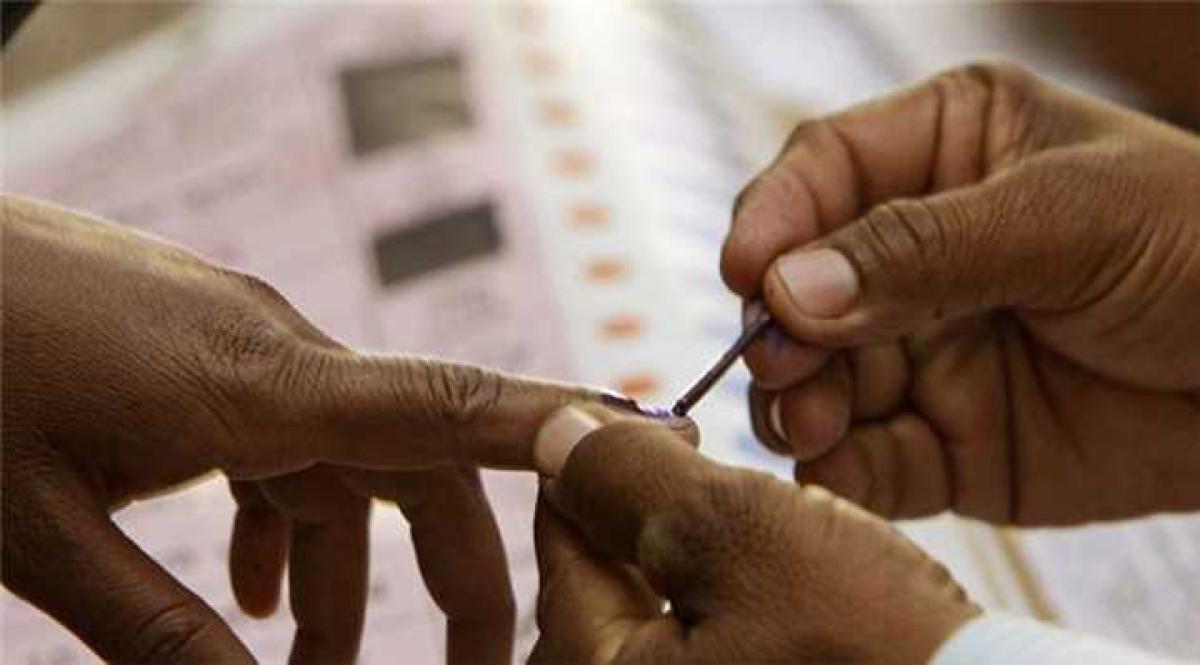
[598,391,653,416]
[599,391,695,432]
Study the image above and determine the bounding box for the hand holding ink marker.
[670,306,773,417]
[600,304,774,420]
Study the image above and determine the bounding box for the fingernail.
[763,323,792,351]
[535,406,600,477]
[769,395,788,443]
[771,248,858,318]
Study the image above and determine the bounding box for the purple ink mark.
[600,391,675,420]
[762,324,790,351]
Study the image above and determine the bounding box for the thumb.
[761,159,1123,345]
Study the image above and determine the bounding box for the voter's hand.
[722,62,1200,525]
[530,407,979,663]
[1,196,598,663]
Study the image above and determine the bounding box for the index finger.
[270,353,607,472]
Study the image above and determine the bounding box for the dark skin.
[1,195,606,663]
[531,409,979,664]
[530,62,1200,664]
[723,62,1200,525]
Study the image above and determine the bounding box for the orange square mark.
[584,258,627,283]
[523,49,563,78]
[539,98,577,127]
[600,314,642,339]
[568,202,609,228]
[550,148,593,178]
[511,3,544,32]
[615,373,662,401]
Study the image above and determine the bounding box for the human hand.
[530,407,979,664]
[0,196,605,663]
[721,62,1200,525]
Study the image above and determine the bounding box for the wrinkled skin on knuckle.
[185,265,361,475]
[936,60,1044,171]
[779,118,829,155]
[122,601,230,664]
[847,199,960,323]
[399,359,506,463]
[195,305,291,388]
[221,268,294,311]
[426,360,506,429]
[174,304,305,474]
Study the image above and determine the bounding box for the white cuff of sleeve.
[931,613,1186,665]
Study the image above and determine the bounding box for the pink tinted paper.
[3,5,570,662]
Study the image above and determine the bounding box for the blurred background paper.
[3,2,1197,662]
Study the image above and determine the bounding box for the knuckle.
[733,162,809,225]
[977,62,1043,160]
[225,268,293,309]
[780,117,824,153]
[198,307,304,414]
[204,269,303,368]
[934,60,1042,169]
[960,58,1034,88]
[939,58,1036,108]
[696,468,781,546]
[416,360,506,446]
[126,601,224,662]
[868,195,998,316]
[971,61,1042,159]
[181,305,312,471]
[856,199,949,280]
[204,307,290,367]
[930,63,994,114]
[733,116,821,220]
[197,273,314,400]
[756,166,810,216]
